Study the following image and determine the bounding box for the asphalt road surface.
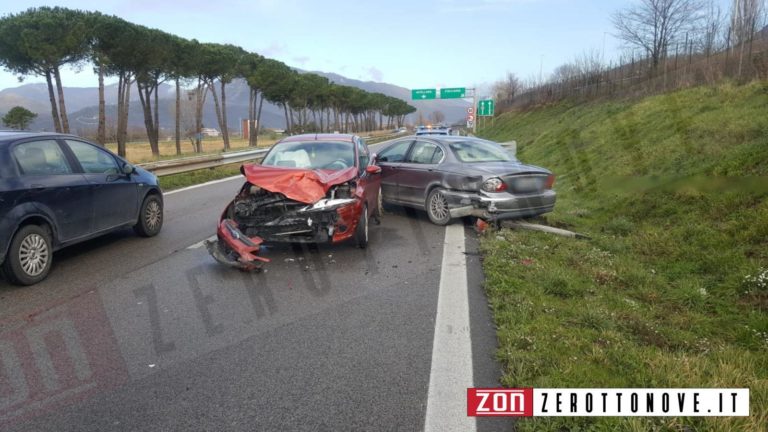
[0,169,511,431]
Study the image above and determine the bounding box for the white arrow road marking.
[424,224,476,432]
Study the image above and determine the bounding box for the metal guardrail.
[139,148,269,177]
[138,132,406,177]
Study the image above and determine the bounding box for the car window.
[449,140,513,163]
[261,141,355,170]
[12,140,73,176]
[406,141,443,164]
[66,140,120,174]
[377,140,412,163]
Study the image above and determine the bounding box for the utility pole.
[472,87,477,134]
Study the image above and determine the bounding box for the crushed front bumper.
[443,189,556,221]
[205,219,271,271]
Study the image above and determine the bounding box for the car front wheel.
[134,194,163,237]
[2,224,53,286]
[354,204,369,249]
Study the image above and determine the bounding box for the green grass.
[478,81,768,431]
[158,163,243,191]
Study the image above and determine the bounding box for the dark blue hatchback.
[0,132,163,285]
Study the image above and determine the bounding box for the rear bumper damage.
[444,189,556,221]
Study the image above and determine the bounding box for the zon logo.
[467,388,533,417]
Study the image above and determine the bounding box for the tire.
[134,194,163,237]
[354,204,369,249]
[2,225,53,286]
[426,188,452,226]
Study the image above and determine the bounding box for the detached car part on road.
[206,134,382,271]
[376,136,555,225]
[0,132,163,285]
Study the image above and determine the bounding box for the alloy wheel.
[18,233,49,277]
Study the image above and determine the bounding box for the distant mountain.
[0,71,470,133]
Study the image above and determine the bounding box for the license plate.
[514,178,542,193]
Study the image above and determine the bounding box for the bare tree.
[429,110,445,125]
[700,1,725,55]
[730,0,764,45]
[491,72,522,105]
[612,0,706,68]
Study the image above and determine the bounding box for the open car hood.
[241,164,359,204]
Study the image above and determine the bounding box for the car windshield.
[448,140,514,163]
[261,141,355,170]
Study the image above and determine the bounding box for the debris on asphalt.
[476,219,489,233]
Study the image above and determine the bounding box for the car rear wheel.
[354,204,369,249]
[134,194,163,237]
[2,225,53,286]
[426,188,452,226]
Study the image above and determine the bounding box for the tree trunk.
[283,104,290,133]
[97,62,106,145]
[137,83,159,157]
[52,67,70,133]
[207,81,227,151]
[153,79,160,147]
[116,73,132,158]
[248,88,255,146]
[194,79,207,153]
[255,93,264,147]
[44,69,62,133]
[220,81,230,150]
[175,78,181,155]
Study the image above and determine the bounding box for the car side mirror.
[366,165,382,175]
[122,163,136,175]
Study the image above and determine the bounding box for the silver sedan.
[374,136,556,225]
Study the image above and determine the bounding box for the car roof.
[0,131,83,145]
[279,133,357,143]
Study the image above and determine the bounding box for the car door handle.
[30,184,46,189]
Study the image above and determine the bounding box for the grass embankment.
[478,82,768,431]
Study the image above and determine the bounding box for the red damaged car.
[206,134,382,270]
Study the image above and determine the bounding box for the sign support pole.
[472,89,477,135]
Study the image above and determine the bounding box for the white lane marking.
[164,175,243,196]
[187,235,217,250]
[424,224,476,432]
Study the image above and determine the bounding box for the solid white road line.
[424,224,476,432]
[164,175,243,196]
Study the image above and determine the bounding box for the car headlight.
[481,177,507,192]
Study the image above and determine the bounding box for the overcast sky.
[0,0,734,92]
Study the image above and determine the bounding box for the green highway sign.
[412,89,436,100]
[440,87,466,99]
[478,99,495,116]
